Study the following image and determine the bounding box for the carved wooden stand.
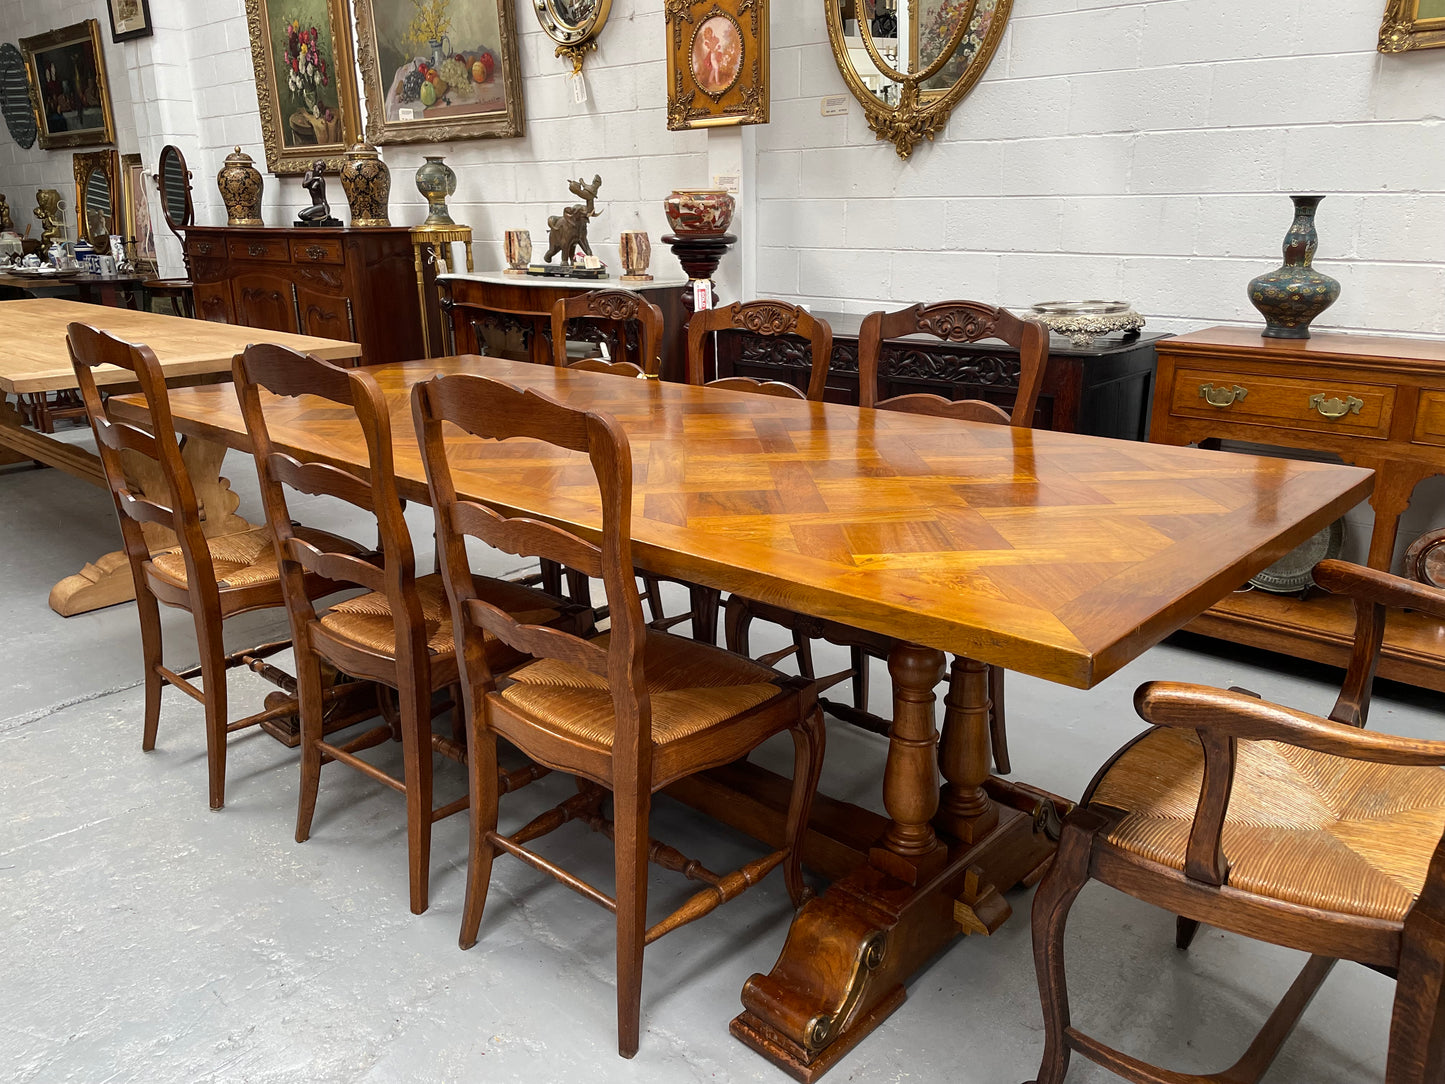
[720,643,1065,1081]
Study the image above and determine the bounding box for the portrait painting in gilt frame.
[666,0,768,130]
[244,0,363,175]
[19,20,116,151]
[1379,0,1445,50]
[354,0,525,145]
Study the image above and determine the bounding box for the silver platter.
[1248,518,1345,594]
[1027,300,1145,347]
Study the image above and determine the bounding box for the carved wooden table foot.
[729,643,1066,1082]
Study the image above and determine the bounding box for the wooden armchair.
[234,344,579,915]
[727,301,1048,772]
[550,288,663,377]
[66,322,362,810]
[1027,560,1445,1084]
[412,372,826,1058]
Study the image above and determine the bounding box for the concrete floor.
[0,438,1427,1083]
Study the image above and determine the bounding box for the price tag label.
[820,94,848,117]
[692,279,713,311]
[398,107,415,122]
[567,71,588,104]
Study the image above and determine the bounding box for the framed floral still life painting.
[245,0,363,175]
[1380,0,1445,51]
[354,0,525,144]
[19,19,116,151]
[666,0,769,130]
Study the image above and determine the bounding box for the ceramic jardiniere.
[1247,194,1341,340]
[662,189,735,236]
[415,155,457,227]
[217,146,263,226]
[339,142,391,227]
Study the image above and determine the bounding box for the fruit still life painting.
[377,0,507,123]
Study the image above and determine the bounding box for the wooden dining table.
[0,298,361,615]
[113,353,1373,1080]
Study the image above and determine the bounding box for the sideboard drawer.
[1170,366,1394,438]
[228,238,288,262]
[290,237,344,265]
[1413,390,1445,447]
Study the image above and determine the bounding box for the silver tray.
[1248,517,1345,593]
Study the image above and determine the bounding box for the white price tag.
[567,70,588,104]
[820,94,848,117]
[398,107,415,122]
[712,172,741,193]
[692,279,713,311]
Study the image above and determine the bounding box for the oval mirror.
[827,0,1012,159]
[532,0,612,74]
[156,144,193,243]
[0,43,36,150]
[72,148,118,254]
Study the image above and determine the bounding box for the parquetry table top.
[123,354,1374,690]
[0,299,361,394]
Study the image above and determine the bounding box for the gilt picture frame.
[1379,0,1445,51]
[244,0,363,175]
[665,0,769,131]
[19,20,116,151]
[121,152,158,275]
[354,0,525,145]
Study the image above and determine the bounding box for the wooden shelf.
[1187,588,1445,693]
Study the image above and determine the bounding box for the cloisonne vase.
[1247,194,1341,340]
[415,155,457,227]
[339,142,391,227]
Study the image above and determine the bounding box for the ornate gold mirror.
[532,0,612,74]
[826,0,1012,159]
[73,148,119,254]
[155,144,193,244]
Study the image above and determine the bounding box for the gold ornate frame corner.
[1379,0,1445,51]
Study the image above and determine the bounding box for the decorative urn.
[662,189,735,236]
[415,155,457,227]
[1247,194,1341,340]
[217,146,263,226]
[339,142,391,227]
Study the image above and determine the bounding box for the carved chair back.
[550,289,663,377]
[686,300,833,401]
[412,373,651,770]
[857,301,1049,423]
[66,321,216,593]
[234,344,423,676]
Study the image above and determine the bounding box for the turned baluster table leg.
[876,642,943,863]
[936,655,1000,844]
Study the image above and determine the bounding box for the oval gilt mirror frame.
[825,0,1012,159]
[533,0,613,74]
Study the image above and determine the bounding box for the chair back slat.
[859,301,1050,426]
[567,357,645,378]
[551,290,664,377]
[66,321,210,580]
[686,301,833,402]
[413,373,650,757]
[235,344,420,650]
[704,376,806,399]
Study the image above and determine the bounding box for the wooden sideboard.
[184,226,423,366]
[1150,326,1445,690]
[718,310,1164,440]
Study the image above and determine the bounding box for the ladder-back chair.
[66,322,362,809]
[235,344,579,915]
[413,372,826,1058]
[1027,560,1445,1084]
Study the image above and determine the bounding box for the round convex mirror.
[0,43,36,149]
[156,144,193,240]
[532,0,612,73]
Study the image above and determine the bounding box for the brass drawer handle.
[1200,383,1247,407]
[305,245,327,260]
[248,243,268,256]
[1310,393,1363,419]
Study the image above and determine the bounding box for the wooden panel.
[231,271,297,333]
[191,282,233,324]
[227,237,288,262]
[294,281,354,342]
[1171,366,1393,438]
[289,236,344,265]
[1413,389,1445,447]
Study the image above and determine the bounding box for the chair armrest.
[1315,559,1445,621]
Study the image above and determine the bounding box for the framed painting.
[355,0,525,144]
[665,0,768,131]
[19,20,116,150]
[121,152,158,275]
[107,0,154,43]
[1380,0,1445,50]
[245,0,363,175]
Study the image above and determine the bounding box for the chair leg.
[988,665,1011,775]
[849,645,869,711]
[1386,914,1445,1082]
[1176,916,1201,950]
[398,679,435,915]
[783,707,827,907]
[293,651,328,843]
[193,614,229,810]
[614,785,651,1058]
[724,594,753,655]
[137,585,164,752]
[458,720,499,951]
[1025,809,1106,1084]
[689,585,721,645]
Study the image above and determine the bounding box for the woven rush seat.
[320,573,561,659]
[147,524,357,591]
[500,629,786,748]
[1092,726,1445,922]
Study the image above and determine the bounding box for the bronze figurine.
[296,159,342,227]
[544,173,602,265]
